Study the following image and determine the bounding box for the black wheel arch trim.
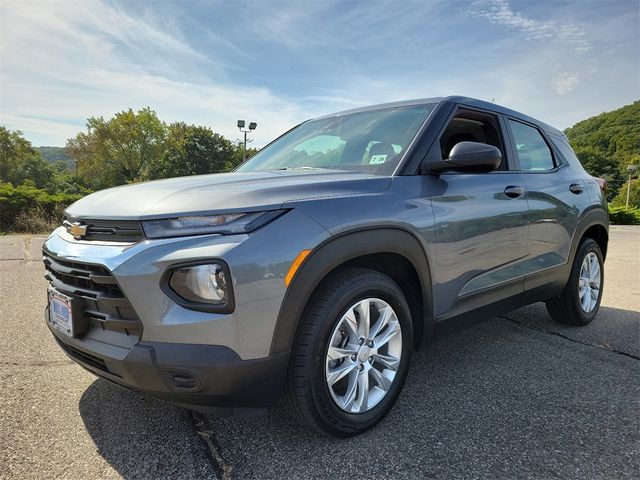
[569,207,609,265]
[269,226,434,355]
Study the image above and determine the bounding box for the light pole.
[237,120,257,162]
[626,164,637,209]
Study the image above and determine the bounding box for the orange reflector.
[285,249,312,287]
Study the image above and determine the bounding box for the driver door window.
[439,110,508,170]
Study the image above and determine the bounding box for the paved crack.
[192,412,233,480]
[0,360,74,367]
[500,315,640,361]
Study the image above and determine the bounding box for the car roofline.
[443,96,564,136]
[310,95,564,137]
[312,97,444,120]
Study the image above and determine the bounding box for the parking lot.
[1,227,638,479]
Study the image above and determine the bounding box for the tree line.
[564,100,639,208]
[0,107,257,195]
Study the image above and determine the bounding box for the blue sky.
[0,0,638,147]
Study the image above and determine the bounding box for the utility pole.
[237,120,257,162]
[626,165,637,208]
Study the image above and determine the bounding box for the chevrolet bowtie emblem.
[69,222,88,240]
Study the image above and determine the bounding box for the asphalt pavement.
[1,227,638,479]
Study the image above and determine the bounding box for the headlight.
[142,210,284,239]
[170,263,228,304]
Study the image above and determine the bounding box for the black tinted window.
[508,120,554,172]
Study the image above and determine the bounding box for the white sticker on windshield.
[369,154,387,164]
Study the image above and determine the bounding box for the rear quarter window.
[551,136,579,167]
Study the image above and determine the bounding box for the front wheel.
[546,238,604,326]
[284,267,413,437]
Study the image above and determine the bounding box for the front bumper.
[48,311,289,415]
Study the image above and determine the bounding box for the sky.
[0,0,638,147]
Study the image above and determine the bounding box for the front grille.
[43,249,142,344]
[63,218,144,243]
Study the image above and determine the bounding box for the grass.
[4,206,64,235]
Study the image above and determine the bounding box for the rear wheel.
[284,267,412,437]
[546,238,604,326]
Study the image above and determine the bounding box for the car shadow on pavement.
[79,305,639,480]
[78,378,217,479]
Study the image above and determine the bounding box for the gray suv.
[44,96,608,436]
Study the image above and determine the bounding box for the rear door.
[425,106,529,318]
[504,118,590,291]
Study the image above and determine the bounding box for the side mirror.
[428,141,502,174]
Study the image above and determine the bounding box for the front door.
[425,107,529,318]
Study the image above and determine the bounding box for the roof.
[318,95,563,136]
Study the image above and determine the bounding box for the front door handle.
[569,183,584,194]
[504,185,526,198]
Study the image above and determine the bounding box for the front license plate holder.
[48,288,79,338]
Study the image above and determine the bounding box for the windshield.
[237,104,435,175]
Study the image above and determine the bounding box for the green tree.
[565,101,640,196]
[66,107,166,188]
[13,154,55,189]
[572,146,619,177]
[0,127,54,189]
[610,176,640,208]
[48,162,92,196]
[149,122,237,179]
[230,139,259,170]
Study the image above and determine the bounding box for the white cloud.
[551,71,579,95]
[0,0,329,146]
[467,0,639,126]
[470,0,591,53]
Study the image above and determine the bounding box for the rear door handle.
[569,183,584,194]
[504,185,526,198]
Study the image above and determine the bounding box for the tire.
[284,267,413,437]
[546,238,604,326]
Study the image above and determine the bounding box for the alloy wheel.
[578,252,601,313]
[325,298,402,414]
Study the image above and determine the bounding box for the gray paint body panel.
[66,171,391,220]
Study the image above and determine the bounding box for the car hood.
[66,170,391,220]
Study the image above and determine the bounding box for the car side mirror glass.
[427,141,502,174]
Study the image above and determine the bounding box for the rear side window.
[508,120,555,172]
[552,136,578,166]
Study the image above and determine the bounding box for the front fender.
[269,227,434,355]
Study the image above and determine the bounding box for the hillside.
[564,101,639,178]
[38,146,74,169]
